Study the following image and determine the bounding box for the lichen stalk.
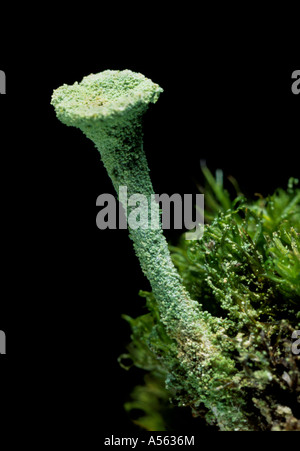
[51,70,252,430]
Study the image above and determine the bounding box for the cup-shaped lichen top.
[51,69,163,130]
[52,70,163,197]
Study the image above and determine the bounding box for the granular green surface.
[52,70,300,431]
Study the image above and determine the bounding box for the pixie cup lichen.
[51,70,251,430]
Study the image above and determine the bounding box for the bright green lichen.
[52,70,253,430]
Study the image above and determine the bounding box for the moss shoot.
[122,166,300,431]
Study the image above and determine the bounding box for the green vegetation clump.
[121,168,300,431]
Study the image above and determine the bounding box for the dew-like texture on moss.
[123,169,300,431]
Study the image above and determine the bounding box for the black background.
[0,9,299,438]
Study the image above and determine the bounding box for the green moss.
[123,169,300,431]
